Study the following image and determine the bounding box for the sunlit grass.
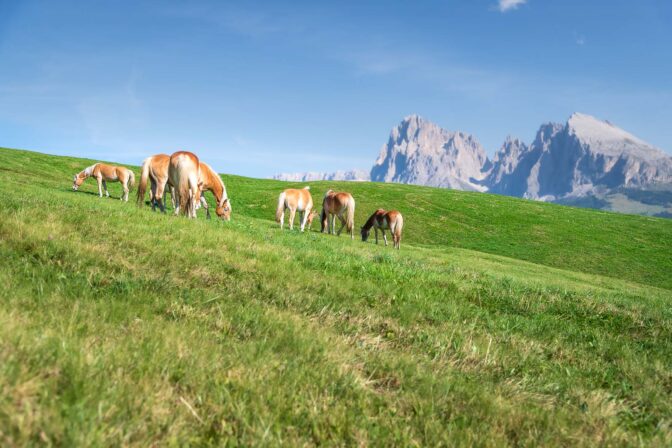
[1,147,671,446]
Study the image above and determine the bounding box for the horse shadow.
[69,188,122,200]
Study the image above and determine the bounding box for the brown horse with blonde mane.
[137,154,173,212]
[276,186,318,231]
[361,209,404,249]
[198,161,231,220]
[73,163,135,201]
[321,189,356,239]
[168,151,201,218]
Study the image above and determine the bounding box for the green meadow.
[1,146,671,446]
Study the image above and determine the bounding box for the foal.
[73,163,135,201]
[276,186,318,231]
[321,189,356,239]
[360,209,404,249]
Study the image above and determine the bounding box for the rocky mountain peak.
[371,115,489,191]
[565,112,666,160]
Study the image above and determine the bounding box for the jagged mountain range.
[273,113,672,216]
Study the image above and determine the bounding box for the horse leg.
[173,190,180,216]
[169,186,176,210]
[289,208,296,230]
[336,215,346,236]
[97,177,103,197]
[279,208,285,230]
[122,178,129,201]
[382,230,388,246]
[375,227,379,244]
[300,209,308,232]
[156,182,167,213]
[201,196,210,219]
[102,180,110,198]
[332,215,337,235]
[150,179,157,211]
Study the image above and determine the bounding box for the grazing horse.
[198,161,231,221]
[321,189,356,239]
[73,163,135,201]
[136,154,173,212]
[361,209,404,249]
[276,186,318,231]
[168,151,201,218]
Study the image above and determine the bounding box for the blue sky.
[1,0,671,177]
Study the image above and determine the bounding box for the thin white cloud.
[498,0,528,12]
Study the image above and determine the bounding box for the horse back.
[386,210,402,231]
[169,151,199,181]
[96,163,120,180]
[324,191,352,212]
[171,151,199,162]
[284,188,313,210]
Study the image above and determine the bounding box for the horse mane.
[362,209,385,231]
[77,163,98,179]
[200,162,227,206]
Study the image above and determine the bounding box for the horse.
[73,163,135,201]
[198,161,231,220]
[168,151,201,218]
[360,209,404,249]
[136,154,173,212]
[320,189,356,239]
[276,186,318,231]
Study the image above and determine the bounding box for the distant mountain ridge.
[273,169,369,182]
[485,113,672,201]
[273,113,672,216]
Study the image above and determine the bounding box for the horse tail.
[177,171,190,216]
[320,207,327,233]
[394,213,404,246]
[183,171,200,217]
[136,158,150,206]
[346,195,356,237]
[127,169,135,191]
[276,191,286,222]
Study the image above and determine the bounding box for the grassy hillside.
[1,146,671,446]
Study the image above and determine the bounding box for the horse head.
[216,198,232,221]
[306,210,319,229]
[72,174,84,190]
[360,226,370,242]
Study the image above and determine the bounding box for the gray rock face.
[272,169,370,182]
[370,115,488,191]
[487,113,672,200]
[272,113,672,211]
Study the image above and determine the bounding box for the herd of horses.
[72,151,404,249]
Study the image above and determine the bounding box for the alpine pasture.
[1,146,671,446]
